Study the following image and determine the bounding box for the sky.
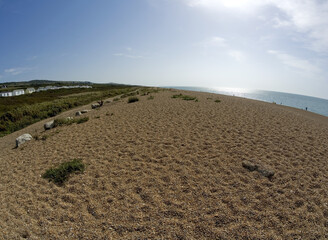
[1,0,328,99]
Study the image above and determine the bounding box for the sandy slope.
[0,89,328,239]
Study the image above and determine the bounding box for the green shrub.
[42,159,85,185]
[128,97,139,103]
[54,118,75,127]
[147,95,154,100]
[214,99,221,103]
[172,94,197,101]
[76,117,89,124]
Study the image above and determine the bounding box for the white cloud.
[113,53,144,59]
[228,50,245,61]
[204,36,227,47]
[268,50,321,73]
[186,0,328,52]
[4,67,32,75]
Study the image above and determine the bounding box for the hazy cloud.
[204,36,227,47]
[27,55,38,61]
[228,50,245,61]
[268,50,321,73]
[4,67,32,75]
[186,0,328,52]
[113,53,144,59]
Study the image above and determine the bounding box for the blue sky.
[1,0,328,99]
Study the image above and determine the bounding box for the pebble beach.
[0,89,328,239]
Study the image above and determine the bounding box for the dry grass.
[0,90,328,239]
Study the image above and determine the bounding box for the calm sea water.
[167,87,328,117]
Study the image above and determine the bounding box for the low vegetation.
[215,99,221,103]
[54,117,89,127]
[172,93,198,101]
[128,96,139,103]
[0,84,142,137]
[148,95,154,100]
[42,159,85,185]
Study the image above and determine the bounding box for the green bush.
[172,94,197,101]
[128,97,139,103]
[214,99,221,103]
[76,116,89,124]
[54,118,75,127]
[42,159,85,185]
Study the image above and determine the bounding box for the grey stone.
[81,110,89,114]
[75,111,82,116]
[257,167,275,178]
[16,134,33,148]
[66,117,73,120]
[242,160,275,179]
[44,120,55,130]
[242,161,258,171]
[91,103,100,109]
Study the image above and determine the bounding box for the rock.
[242,161,258,171]
[44,120,55,130]
[81,110,89,114]
[16,134,33,148]
[257,167,275,178]
[91,103,100,109]
[76,111,82,116]
[66,117,73,120]
[242,160,275,179]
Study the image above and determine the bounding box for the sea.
[167,87,328,117]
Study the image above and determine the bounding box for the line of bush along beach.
[0,88,328,239]
[0,83,152,137]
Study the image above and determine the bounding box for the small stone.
[257,166,275,178]
[44,120,55,130]
[81,110,89,114]
[16,134,33,148]
[66,117,73,120]
[75,111,82,116]
[242,161,258,171]
[91,103,100,109]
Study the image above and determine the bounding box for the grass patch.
[172,94,197,101]
[42,159,85,185]
[54,116,89,127]
[214,99,221,103]
[128,96,139,103]
[147,95,154,100]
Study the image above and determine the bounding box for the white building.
[12,89,25,96]
[25,88,35,94]
[37,87,46,92]
[0,92,13,97]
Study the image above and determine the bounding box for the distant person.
[305,107,308,111]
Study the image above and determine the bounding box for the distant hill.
[2,80,94,87]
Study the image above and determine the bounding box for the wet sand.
[0,89,328,239]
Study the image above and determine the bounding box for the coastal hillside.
[0,89,327,239]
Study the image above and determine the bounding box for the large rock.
[44,120,55,130]
[16,134,33,148]
[91,103,100,109]
[76,111,82,116]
